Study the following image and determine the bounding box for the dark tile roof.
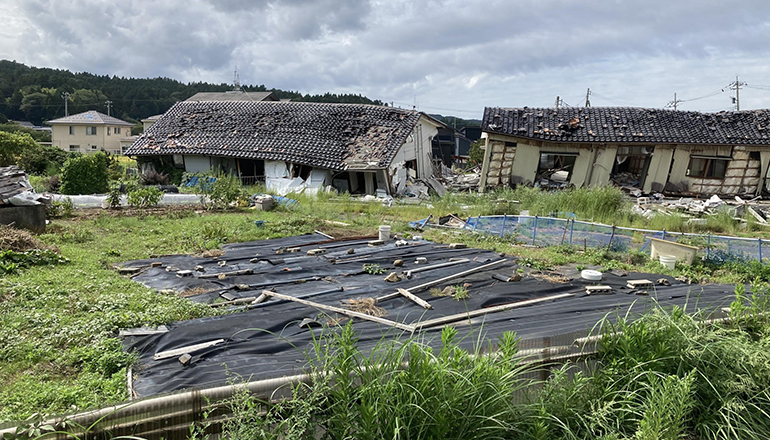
[125,101,421,170]
[482,107,770,145]
[47,111,133,126]
[185,91,279,102]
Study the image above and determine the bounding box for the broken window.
[611,146,653,189]
[537,152,578,185]
[687,157,729,179]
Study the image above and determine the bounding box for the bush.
[60,152,110,195]
[46,197,74,218]
[127,186,163,208]
[0,131,39,168]
[140,169,170,186]
[106,181,123,209]
[43,175,61,193]
[468,139,484,165]
[17,145,71,176]
[193,172,244,210]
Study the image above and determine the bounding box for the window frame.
[86,126,97,136]
[687,156,729,179]
[69,126,74,135]
[69,145,80,152]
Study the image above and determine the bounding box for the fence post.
[500,215,507,238]
[569,219,574,245]
[706,234,711,260]
[759,238,763,262]
[533,216,538,246]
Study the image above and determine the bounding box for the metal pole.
[759,238,762,262]
[569,219,574,245]
[532,216,538,246]
[500,215,507,238]
[707,234,711,260]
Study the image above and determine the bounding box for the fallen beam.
[412,292,574,330]
[198,268,254,279]
[396,288,433,310]
[404,258,470,277]
[261,290,415,332]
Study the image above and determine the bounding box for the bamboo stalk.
[412,292,574,330]
[376,259,508,302]
[396,288,433,309]
[261,290,415,332]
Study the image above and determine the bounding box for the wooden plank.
[404,258,469,277]
[412,292,574,330]
[153,339,226,360]
[262,290,415,332]
[396,288,433,310]
[376,259,508,302]
[198,268,254,279]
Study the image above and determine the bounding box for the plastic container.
[659,255,676,270]
[378,225,391,241]
[581,269,603,281]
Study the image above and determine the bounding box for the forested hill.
[0,60,384,125]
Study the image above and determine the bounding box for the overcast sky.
[3,0,770,119]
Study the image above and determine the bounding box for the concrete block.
[0,205,46,233]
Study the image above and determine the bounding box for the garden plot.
[116,233,739,398]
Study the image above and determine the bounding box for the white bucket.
[659,255,676,270]
[378,225,391,241]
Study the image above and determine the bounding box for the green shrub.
[17,145,71,176]
[194,172,244,210]
[46,197,74,218]
[127,186,163,208]
[60,152,110,195]
[106,181,123,208]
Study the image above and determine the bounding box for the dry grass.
[530,271,571,284]
[179,285,219,297]
[342,297,387,317]
[0,224,57,252]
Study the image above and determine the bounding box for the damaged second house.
[124,100,446,196]
[479,107,770,197]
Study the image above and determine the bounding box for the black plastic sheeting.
[119,233,739,397]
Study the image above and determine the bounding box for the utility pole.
[728,76,747,111]
[666,92,683,111]
[105,100,113,116]
[61,92,70,116]
[555,96,561,110]
[585,88,591,107]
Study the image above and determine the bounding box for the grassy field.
[1,186,769,425]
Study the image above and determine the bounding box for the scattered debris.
[0,166,50,207]
[0,224,56,252]
[586,285,613,295]
[531,271,570,284]
[656,278,671,286]
[393,259,404,267]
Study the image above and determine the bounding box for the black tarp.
[119,233,739,397]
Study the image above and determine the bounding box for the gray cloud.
[2,0,770,116]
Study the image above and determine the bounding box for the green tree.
[60,152,110,194]
[468,140,485,166]
[0,131,39,167]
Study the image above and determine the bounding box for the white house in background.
[124,101,445,196]
[47,111,134,155]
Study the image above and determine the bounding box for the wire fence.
[414,215,769,264]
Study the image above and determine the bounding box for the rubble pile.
[0,166,50,207]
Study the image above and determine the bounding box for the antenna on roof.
[233,67,242,91]
[665,92,683,111]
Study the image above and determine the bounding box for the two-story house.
[47,111,134,155]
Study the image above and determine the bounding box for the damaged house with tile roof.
[124,101,445,195]
[479,107,770,197]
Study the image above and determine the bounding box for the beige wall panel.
[643,146,674,192]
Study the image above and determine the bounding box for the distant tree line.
[0,60,385,125]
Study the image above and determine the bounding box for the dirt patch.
[530,271,571,284]
[342,297,387,317]
[197,249,225,258]
[179,286,219,297]
[0,224,58,252]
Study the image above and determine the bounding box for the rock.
[347,248,355,254]
[656,278,671,286]
[393,259,404,267]
[462,282,472,289]
[234,284,251,291]
[194,265,205,272]
[384,272,401,282]
[218,273,227,280]
[179,353,192,365]
[440,286,456,296]
[510,273,522,282]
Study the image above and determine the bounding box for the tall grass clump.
[218,324,535,440]
[534,282,770,440]
[510,186,628,223]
